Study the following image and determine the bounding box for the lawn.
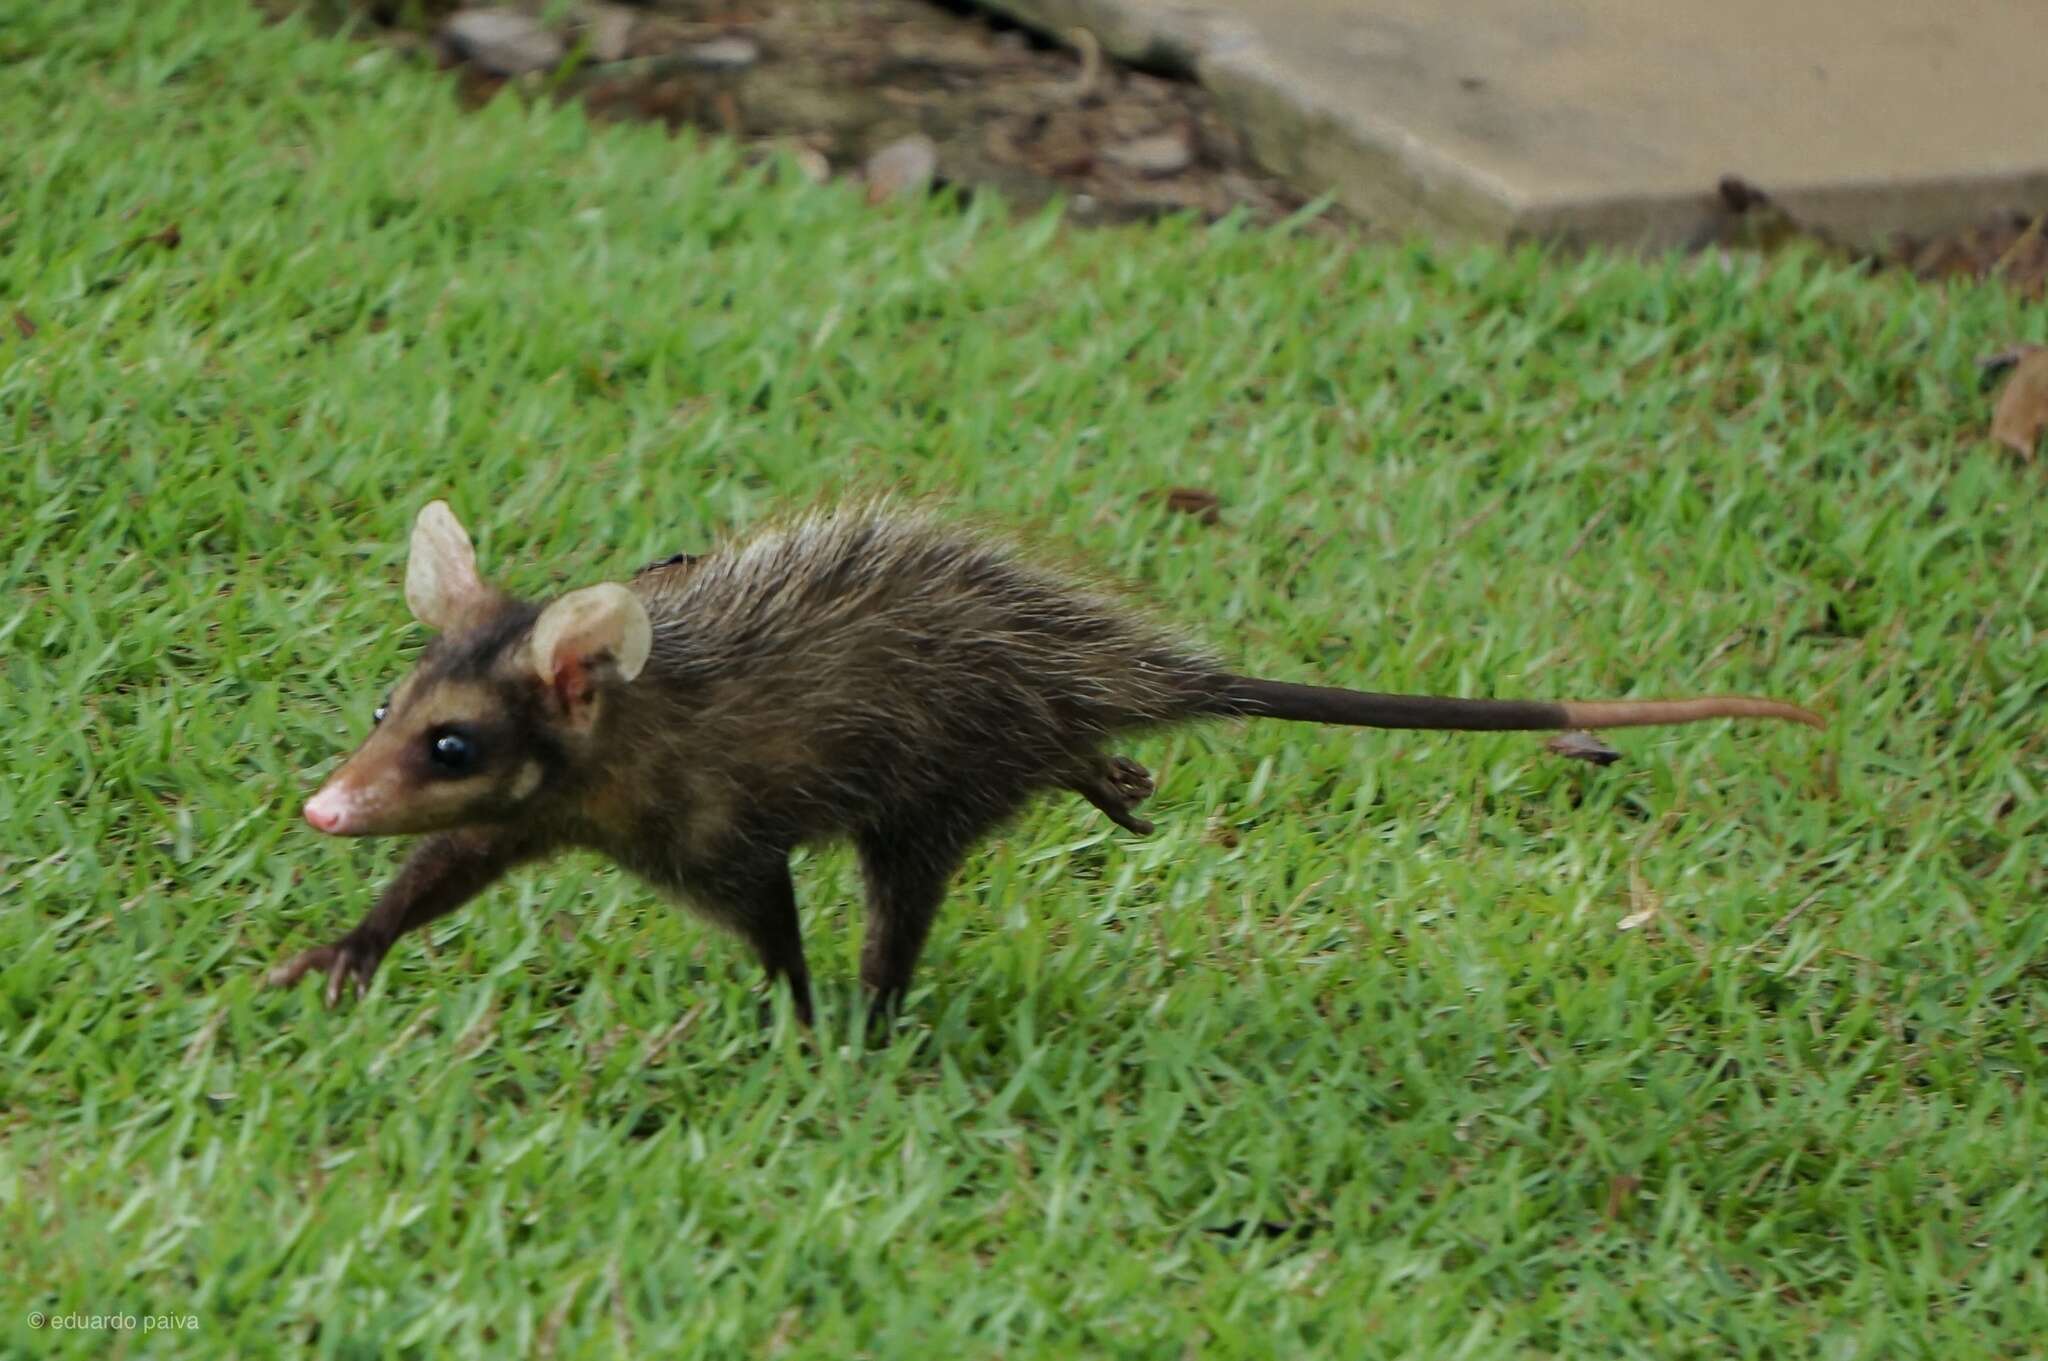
[3,1,2044,1355]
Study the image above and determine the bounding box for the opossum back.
[634,502,1221,738]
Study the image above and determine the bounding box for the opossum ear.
[406,501,496,632]
[530,583,652,715]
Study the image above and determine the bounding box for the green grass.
[4,1,2045,1355]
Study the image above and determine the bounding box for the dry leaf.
[130,223,180,251]
[10,309,33,340]
[1546,730,1621,766]
[1989,344,2048,458]
[864,135,938,204]
[712,90,741,136]
[1603,1174,1641,1223]
[1616,906,1658,932]
[1161,487,1220,524]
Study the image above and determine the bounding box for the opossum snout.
[302,786,358,835]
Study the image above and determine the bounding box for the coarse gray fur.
[620,502,1226,852]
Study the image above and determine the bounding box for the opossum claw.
[267,933,385,1008]
[1071,753,1157,836]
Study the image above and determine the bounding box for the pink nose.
[303,792,347,834]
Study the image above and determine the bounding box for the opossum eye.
[427,728,477,774]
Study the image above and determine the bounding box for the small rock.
[1104,131,1192,177]
[579,3,636,64]
[440,9,564,77]
[864,135,938,204]
[751,140,831,185]
[789,145,831,185]
[679,36,760,71]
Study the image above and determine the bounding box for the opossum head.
[301,501,652,837]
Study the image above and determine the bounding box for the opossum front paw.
[266,932,387,1008]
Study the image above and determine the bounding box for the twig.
[1737,890,1823,956]
[1066,27,1102,101]
[1990,212,2046,280]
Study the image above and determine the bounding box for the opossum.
[270,501,1822,1025]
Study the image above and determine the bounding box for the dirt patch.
[279,0,1324,228]
[1708,176,2048,300]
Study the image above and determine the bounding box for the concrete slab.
[977,0,2048,249]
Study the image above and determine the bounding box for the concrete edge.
[972,0,1211,71]
[1198,32,2048,250]
[1196,42,1517,242]
[974,1,2048,250]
